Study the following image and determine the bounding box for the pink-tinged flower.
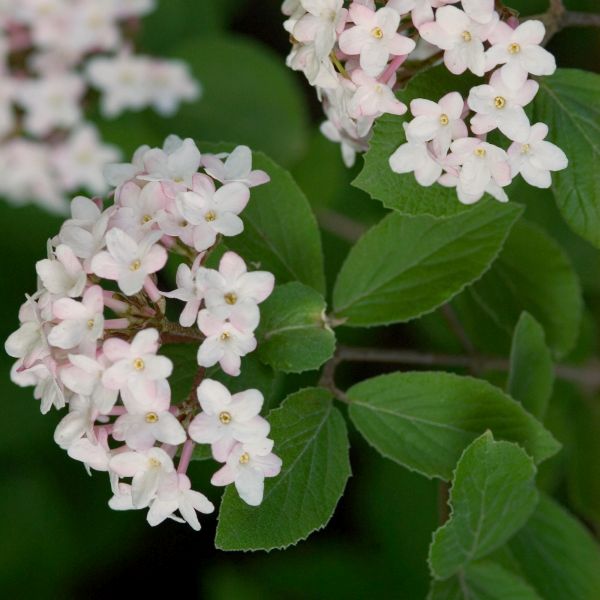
[162,260,207,327]
[202,252,274,323]
[419,6,497,76]
[90,228,167,295]
[348,70,407,119]
[486,20,556,88]
[211,439,282,506]
[145,59,200,117]
[202,145,270,188]
[176,174,250,252]
[147,472,214,530]
[407,92,467,154]
[508,123,568,188]
[339,5,416,77]
[15,73,84,136]
[61,353,119,414]
[460,0,495,24]
[196,311,258,377]
[48,285,104,354]
[108,483,135,511]
[292,0,347,60]
[5,308,50,368]
[36,244,86,298]
[25,360,68,414]
[104,144,150,188]
[68,433,112,472]
[112,180,170,234]
[113,381,185,450]
[57,197,112,266]
[109,446,175,508]
[468,70,538,143]
[102,329,173,400]
[448,138,512,204]
[188,379,270,462]
[389,124,443,186]
[387,0,459,28]
[140,136,201,188]
[53,394,97,450]
[287,42,339,88]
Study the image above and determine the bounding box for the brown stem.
[336,345,600,389]
[529,0,600,44]
[159,319,204,343]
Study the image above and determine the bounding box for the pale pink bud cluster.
[5,136,281,530]
[0,0,199,212]
[283,1,567,202]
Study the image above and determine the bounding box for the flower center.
[224,292,238,305]
[474,147,487,158]
[508,42,521,54]
[129,259,142,271]
[371,26,384,39]
[239,452,250,464]
[439,113,449,126]
[148,457,161,467]
[219,411,232,424]
[87,318,95,329]
[521,143,531,154]
[220,331,231,341]
[141,214,152,224]
[204,210,217,222]
[461,30,472,42]
[133,357,145,371]
[494,96,506,109]
[145,411,159,423]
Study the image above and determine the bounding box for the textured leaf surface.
[509,494,600,600]
[257,283,335,373]
[226,151,326,294]
[508,312,554,420]
[533,69,600,248]
[467,219,582,358]
[216,388,351,551]
[333,202,522,326]
[347,372,560,480]
[429,432,538,580]
[428,561,541,600]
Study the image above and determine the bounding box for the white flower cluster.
[283,1,568,204]
[5,136,281,530]
[0,0,199,212]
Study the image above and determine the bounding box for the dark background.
[1,0,598,596]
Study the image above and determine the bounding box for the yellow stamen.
[224,292,238,305]
[474,147,487,158]
[133,358,145,371]
[371,26,384,39]
[220,331,231,341]
[494,96,506,109]
[462,31,472,42]
[204,210,217,222]
[219,411,232,424]
[508,42,521,54]
[439,114,449,126]
[239,452,250,464]
[145,412,159,423]
[129,259,141,271]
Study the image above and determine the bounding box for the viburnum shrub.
[5,0,600,597]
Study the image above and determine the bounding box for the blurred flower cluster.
[0,0,199,212]
[5,135,281,530]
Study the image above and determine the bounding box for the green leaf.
[226,150,326,294]
[354,65,479,218]
[332,202,522,327]
[532,69,600,248]
[155,35,310,167]
[508,312,555,420]
[465,219,582,358]
[347,372,561,480]
[509,494,600,600]
[429,432,538,580]
[257,283,336,373]
[428,561,542,600]
[215,388,351,551]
